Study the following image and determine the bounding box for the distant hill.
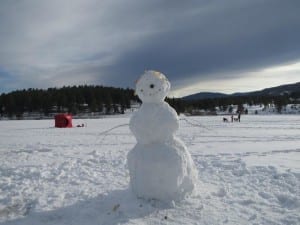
[239,82,300,96]
[182,82,300,101]
[182,92,228,100]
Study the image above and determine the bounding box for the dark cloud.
[97,0,300,89]
[0,0,300,94]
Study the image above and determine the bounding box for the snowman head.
[135,70,171,103]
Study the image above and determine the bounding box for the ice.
[0,114,299,224]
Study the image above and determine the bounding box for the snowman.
[127,70,197,203]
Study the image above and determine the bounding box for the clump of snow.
[134,70,171,103]
[128,70,197,203]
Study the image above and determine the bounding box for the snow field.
[0,115,299,225]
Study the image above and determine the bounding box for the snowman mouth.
[145,88,162,97]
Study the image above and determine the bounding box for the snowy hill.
[242,82,300,96]
[182,81,300,100]
[182,92,228,100]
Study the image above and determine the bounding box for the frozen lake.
[0,115,299,225]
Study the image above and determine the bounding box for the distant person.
[231,115,234,122]
[238,112,241,122]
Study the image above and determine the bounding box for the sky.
[0,0,300,97]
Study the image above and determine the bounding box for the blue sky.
[0,0,300,97]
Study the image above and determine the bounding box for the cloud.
[0,0,300,95]
[98,0,300,87]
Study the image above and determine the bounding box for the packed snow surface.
[0,115,299,225]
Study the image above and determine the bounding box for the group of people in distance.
[223,112,241,123]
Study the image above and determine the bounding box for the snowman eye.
[150,84,155,89]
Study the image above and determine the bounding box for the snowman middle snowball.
[127,70,197,203]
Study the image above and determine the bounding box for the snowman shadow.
[91,188,172,225]
[2,188,172,225]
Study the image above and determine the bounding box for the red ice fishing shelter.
[54,114,73,128]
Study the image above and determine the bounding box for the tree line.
[1,85,299,119]
[0,85,138,118]
[167,91,300,115]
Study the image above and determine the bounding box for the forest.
[0,85,138,118]
[167,91,300,115]
[0,85,299,118]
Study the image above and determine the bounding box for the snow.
[215,103,300,115]
[134,70,171,103]
[128,71,197,203]
[129,102,197,203]
[0,115,299,225]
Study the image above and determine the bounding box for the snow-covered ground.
[0,115,299,225]
[215,104,300,115]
